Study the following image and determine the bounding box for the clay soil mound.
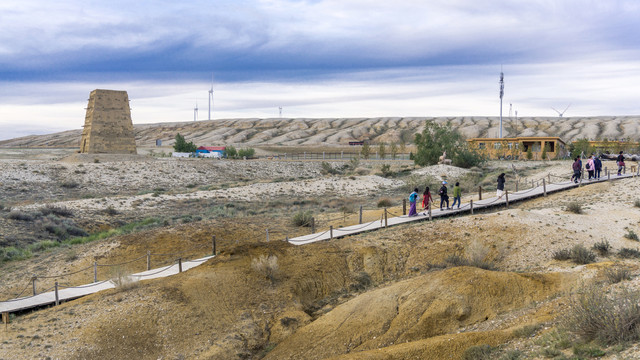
[265,266,570,360]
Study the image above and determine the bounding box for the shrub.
[592,240,611,255]
[111,266,139,291]
[552,249,572,261]
[251,254,279,283]
[564,285,640,345]
[572,244,596,264]
[40,205,73,217]
[635,199,640,208]
[618,247,640,259]
[624,229,639,241]
[413,121,484,168]
[224,145,237,158]
[103,206,119,216]
[380,164,394,177]
[572,344,606,357]
[60,181,79,189]
[173,133,197,153]
[7,210,36,221]
[565,201,583,214]
[237,148,255,159]
[603,266,631,284]
[321,161,341,175]
[377,198,393,208]
[292,211,313,227]
[461,344,495,360]
[512,324,541,338]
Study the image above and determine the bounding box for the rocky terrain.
[1,146,640,359]
[1,116,639,149]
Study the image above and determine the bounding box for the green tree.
[173,133,197,153]
[224,145,237,159]
[378,143,386,160]
[413,121,484,168]
[570,138,594,159]
[526,146,533,160]
[390,142,398,160]
[541,142,549,160]
[238,148,255,159]
[361,142,371,159]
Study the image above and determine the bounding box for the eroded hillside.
[1,116,639,148]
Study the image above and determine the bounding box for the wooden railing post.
[384,208,388,228]
[54,281,59,306]
[94,261,98,282]
[32,275,37,296]
[330,225,333,239]
[178,258,183,273]
[505,190,509,209]
[428,202,432,220]
[478,186,482,200]
[266,229,269,242]
[470,199,473,215]
[212,236,216,256]
[403,199,407,215]
[359,205,363,224]
[542,178,547,197]
[311,217,315,234]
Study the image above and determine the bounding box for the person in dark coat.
[496,173,505,198]
[617,151,625,176]
[571,157,582,183]
[439,181,450,210]
[593,154,602,179]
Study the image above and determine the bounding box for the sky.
[1,0,640,140]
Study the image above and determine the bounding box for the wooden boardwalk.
[0,255,215,314]
[288,172,637,245]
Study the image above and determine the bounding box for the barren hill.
[1,116,639,148]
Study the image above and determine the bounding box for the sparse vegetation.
[553,244,596,264]
[564,285,640,345]
[173,133,197,153]
[251,254,279,283]
[618,247,640,259]
[377,198,393,208]
[380,164,393,177]
[592,240,611,255]
[565,201,583,214]
[624,229,639,241]
[461,344,495,360]
[603,266,631,284]
[292,211,313,227]
[237,148,255,159]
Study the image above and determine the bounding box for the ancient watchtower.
[79,89,137,154]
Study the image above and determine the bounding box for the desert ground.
[1,145,640,359]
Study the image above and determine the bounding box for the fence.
[262,152,412,161]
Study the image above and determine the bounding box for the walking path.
[288,172,637,245]
[0,255,215,314]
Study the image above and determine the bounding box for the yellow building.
[467,136,568,160]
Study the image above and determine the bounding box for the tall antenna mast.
[194,100,198,122]
[208,74,214,121]
[499,67,504,138]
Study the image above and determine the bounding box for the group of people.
[407,182,460,216]
[571,151,625,183]
[407,173,507,217]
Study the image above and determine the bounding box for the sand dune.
[1,116,639,148]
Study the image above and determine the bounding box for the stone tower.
[79,89,137,154]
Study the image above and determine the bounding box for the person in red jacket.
[422,186,433,215]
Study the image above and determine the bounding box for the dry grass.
[251,254,280,283]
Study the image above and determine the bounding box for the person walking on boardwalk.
[408,188,419,216]
[617,151,625,176]
[496,173,506,199]
[451,182,462,209]
[422,186,433,215]
[586,155,595,180]
[593,154,602,179]
[571,157,581,183]
[439,181,450,210]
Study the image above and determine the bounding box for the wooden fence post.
[505,190,509,209]
[608,169,611,181]
[470,199,473,215]
[516,181,519,192]
[178,258,182,273]
[330,225,333,239]
[2,312,8,329]
[542,178,547,197]
[478,186,482,200]
[32,276,37,296]
[428,202,432,220]
[212,236,216,256]
[94,261,98,282]
[548,174,551,184]
[384,208,388,228]
[54,281,59,306]
[311,217,315,234]
[266,229,269,242]
[359,205,363,224]
[403,199,407,215]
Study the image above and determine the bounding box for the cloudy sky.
[1,0,639,140]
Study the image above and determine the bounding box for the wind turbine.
[551,104,571,117]
[208,74,214,121]
[194,100,199,122]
